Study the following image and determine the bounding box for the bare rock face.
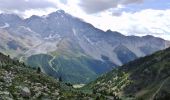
[0,10,169,84]
[20,87,31,98]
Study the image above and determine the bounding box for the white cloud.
[59,0,68,4]
[0,0,58,17]
[51,0,170,40]
[23,8,57,18]
[0,0,169,40]
[79,0,143,14]
[0,0,56,11]
[84,9,170,40]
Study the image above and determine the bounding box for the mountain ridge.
[0,10,169,83]
[86,47,170,100]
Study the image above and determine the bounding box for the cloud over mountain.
[0,0,56,12]
[79,0,143,14]
[0,0,169,40]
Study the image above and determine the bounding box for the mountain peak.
[106,29,124,37]
[56,9,65,14]
[49,10,67,17]
[29,15,41,19]
[142,35,155,39]
[106,29,112,33]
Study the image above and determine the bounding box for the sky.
[0,0,170,40]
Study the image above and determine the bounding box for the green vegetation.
[1,46,170,99]
[86,47,170,100]
[26,53,114,84]
[0,52,100,99]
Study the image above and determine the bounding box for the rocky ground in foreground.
[0,53,98,100]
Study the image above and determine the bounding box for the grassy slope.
[0,52,98,99]
[26,51,115,84]
[86,48,170,100]
[26,37,116,84]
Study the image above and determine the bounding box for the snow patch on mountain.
[19,26,37,34]
[0,23,10,28]
[44,34,61,40]
[0,11,169,71]
[72,28,77,36]
[83,36,94,45]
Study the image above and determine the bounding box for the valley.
[0,46,170,99]
[0,0,170,99]
[86,47,170,100]
[0,10,169,84]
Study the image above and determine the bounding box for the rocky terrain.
[86,47,170,100]
[1,46,170,99]
[0,52,99,100]
[0,10,169,83]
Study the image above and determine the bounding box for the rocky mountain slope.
[0,10,169,83]
[86,47,170,100]
[0,52,100,99]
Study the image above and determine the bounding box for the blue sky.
[124,0,170,12]
[0,0,170,40]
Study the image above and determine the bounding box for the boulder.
[20,87,31,98]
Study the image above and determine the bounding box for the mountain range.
[0,47,170,99]
[0,10,169,83]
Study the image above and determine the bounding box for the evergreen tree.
[37,67,41,73]
[59,76,62,82]
[95,96,100,100]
